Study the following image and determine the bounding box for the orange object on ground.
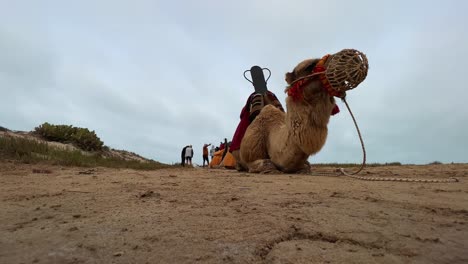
[209,150,236,169]
[209,150,224,168]
[221,151,236,169]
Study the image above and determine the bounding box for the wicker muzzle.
[325,49,369,94]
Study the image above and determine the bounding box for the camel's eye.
[304,62,317,72]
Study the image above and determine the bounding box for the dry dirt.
[1,161,467,264]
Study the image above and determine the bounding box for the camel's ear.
[285,72,295,85]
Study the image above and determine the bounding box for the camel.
[233,50,368,173]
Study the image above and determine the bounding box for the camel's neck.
[269,93,333,170]
[284,95,332,154]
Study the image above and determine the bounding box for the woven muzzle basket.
[325,49,369,94]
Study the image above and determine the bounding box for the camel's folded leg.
[231,150,247,172]
[295,161,312,174]
[248,159,282,174]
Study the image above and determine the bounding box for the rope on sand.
[313,98,459,183]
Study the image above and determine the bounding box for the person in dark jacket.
[181,145,188,166]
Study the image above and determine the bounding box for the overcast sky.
[1,0,467,165]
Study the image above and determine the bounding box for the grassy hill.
[0,124,171,170]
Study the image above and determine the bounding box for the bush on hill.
[34,122,104,151]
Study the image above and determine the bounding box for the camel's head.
[285,57,334,105]
[285,49,368,102]
[285,58,320,85]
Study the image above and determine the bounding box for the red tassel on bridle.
[288,55,345,98]
[286,54,341,114]
[287,79,307,101]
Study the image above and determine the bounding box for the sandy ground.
[0,161,467,264]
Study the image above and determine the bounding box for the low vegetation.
[0,135,170,170]
[34,122,104,151]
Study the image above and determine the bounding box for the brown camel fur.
[234,58,337,173]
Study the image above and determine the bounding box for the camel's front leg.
[231,150,247,171]
[247,159,282,174]
[295,161,312,174]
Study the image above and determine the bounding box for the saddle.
[243,66,284,122]
[230,66,284,152]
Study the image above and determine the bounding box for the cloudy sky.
[1,0,467,165]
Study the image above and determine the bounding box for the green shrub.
[34,122,104,151]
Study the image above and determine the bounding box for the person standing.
[185,145,193,166]
[181,145,188,167]
[210,145,215,160]
[202,143,211,167]
[219,141,225,150]
[221,138,228,160]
